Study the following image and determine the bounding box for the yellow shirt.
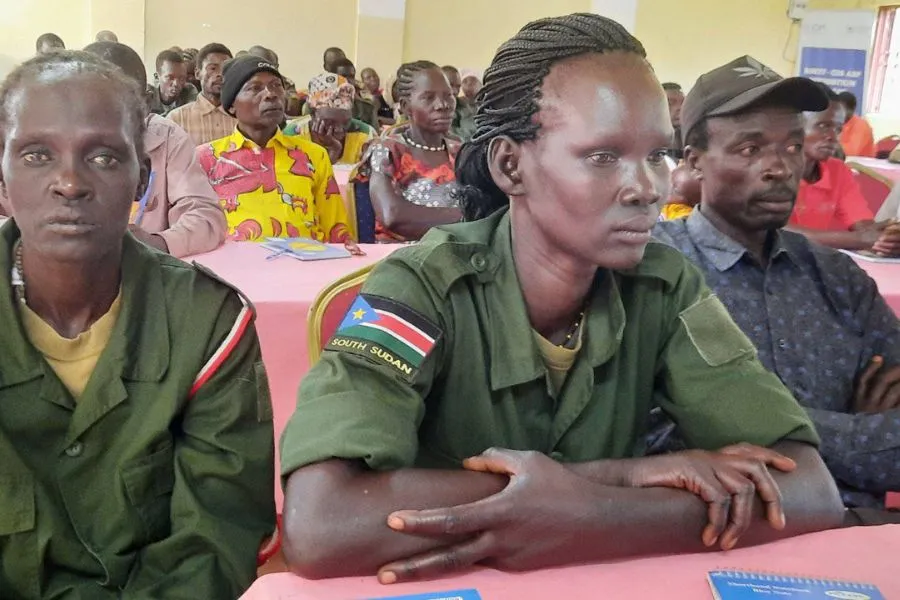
[197,127,350,242]
[19,292,123,399]
[533,324,584,398]
[660,202,694,220]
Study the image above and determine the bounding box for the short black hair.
[662,82,682,92]
[334,57,355,72]
[83,41,148,90]
[35,33,65,52]
[836,91,858,112]
[155,50,185,73]
[248,45,278,65]
[442,65,460,76]
[197,43,233,69]
[0,50,147,156]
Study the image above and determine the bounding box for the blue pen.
[133,171,155,226]
[265,248,290,260]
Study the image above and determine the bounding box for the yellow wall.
[357,15,406,85]
[402,0,591,72]
[635,0,800,88]
[143,0,358,88]
[0,0,91,78]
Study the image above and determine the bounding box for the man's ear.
[684,145,704,180]
[486,136,525,197]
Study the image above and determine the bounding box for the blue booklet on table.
[260,237,351,261]
[367,589,482,600]
[708,570,885,599]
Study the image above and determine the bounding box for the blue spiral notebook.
[260,237,351,261]
[367,590,481,600]
[709,570,885,599]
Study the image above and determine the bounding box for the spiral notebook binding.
[709,569,878,590]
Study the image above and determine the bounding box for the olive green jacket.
[0,221,275,599]
[281,209,818,475]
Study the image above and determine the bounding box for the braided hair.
[456,13,646,221]
[0,50,147,155]
[395,60,441,104]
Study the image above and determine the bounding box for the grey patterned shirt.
[653,208,900,509]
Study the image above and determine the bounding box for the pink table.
[854,260,900,316]
[847,156,900,183]
[241,525,899,599]
[192,242,399,508]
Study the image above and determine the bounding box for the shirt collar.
[195,93,229,116]
[484,211,626,391]
[227,126,290,150]
[685,207,793,272]
[144,113,167,153]
[0,220,170,389]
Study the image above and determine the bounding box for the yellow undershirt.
[19,292,123,400]
[533,323,584,398]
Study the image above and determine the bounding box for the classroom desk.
[242,525,900,600]
[192,242,399,508]
[847,155,900,183]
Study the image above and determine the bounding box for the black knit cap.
[221,55,283,113]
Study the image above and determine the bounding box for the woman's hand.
[623,445,795,550]
[310,118,344,164]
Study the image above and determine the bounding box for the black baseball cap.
[681,55,829,143]
[221,55,283,112]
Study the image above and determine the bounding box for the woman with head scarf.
[284,72,375,166]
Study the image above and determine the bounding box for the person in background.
[35,33,65,55]
[360,67,396,126]
[284,72,375,165]
[653,56,900,524]
[332,58,379,129]
[248,45,301,116]
[149,49,198,116]
[442,64,476,142]
[167,43,237,146]
[84,42,226,257]
[660,163,700,220]
[197,55,355,245]
[355,60,461,242]
[182,48,201,92]
[663,82,685,160]
[323,46,347,74]
[95,30,118,43]
[0,49,274,599]
[789,84,900,256]
[280,16,844,584]
[461,73,482,102]
[837,91,875,158]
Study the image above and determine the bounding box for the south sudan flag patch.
[325,294,442,379]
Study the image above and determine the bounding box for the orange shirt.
[790,158,873,230]
[840,114,875,158]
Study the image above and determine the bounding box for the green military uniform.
[280,209,818,475]
[0,221,275,599]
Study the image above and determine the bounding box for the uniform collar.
[0,220,170,389]
[227,125,290,150]
[484,212,626,391]
[685,207,792,272]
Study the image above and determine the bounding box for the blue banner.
[799,47,868,114]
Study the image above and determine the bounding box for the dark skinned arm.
[369,171,462,240]
[282,441,844,581]
[786,223,877,251]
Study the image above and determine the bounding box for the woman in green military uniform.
[280,14,845,584]
[0,51,274,598]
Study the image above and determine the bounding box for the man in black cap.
[653,56,900,524]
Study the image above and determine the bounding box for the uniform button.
[777,339,787,349]
[65,442,84,458]
[470,253,487,271]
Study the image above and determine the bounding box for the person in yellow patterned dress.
[197,55,352,243]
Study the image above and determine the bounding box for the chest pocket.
[121,441,175,544]
[0,474,35,536]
